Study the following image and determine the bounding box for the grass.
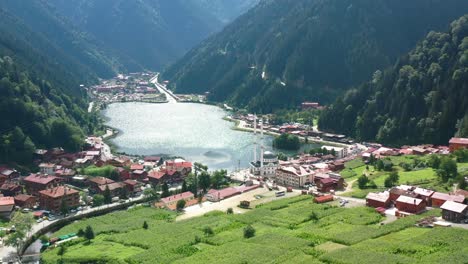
[40,196,465,264]
[82,165,116,177]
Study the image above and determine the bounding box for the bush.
[203,226,214,236]
[243,225,256,239]
[176,199,186,211]
[226,208,233,214]
[143,221,148,230]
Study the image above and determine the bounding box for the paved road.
[150,74,179,103]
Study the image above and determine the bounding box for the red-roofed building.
[206,187,241,202]
[314,194,334,203]
[0,196,15,219]
[366,192,391,208]
[165,160,192,175]
[130,164,144,171]
[39,186,79,212]
[14,194,37,208]
[123,180,142,195]
[88,177,114,194]
[449,137,468,152]
[159,191,194,209]
[98,182,125,197]
[147,171,166,185]
[131,170,148,180]
[24,174,60,196]
[396,196,426,214]
[116,167,130,181]
[0,182,22,197]
[431,192,465,207]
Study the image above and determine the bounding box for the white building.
[321,146,348,159]
[249,115,279,178]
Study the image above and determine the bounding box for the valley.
[0,1,468,264]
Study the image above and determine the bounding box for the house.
[0,197,15,219]
[14,194,37,208]
[144,156,162,165]
[116,167,130,181]
[440,201,468,223]
[24,174,60,196]
[206,187,241,202]
[147,171,166,185]
[159,191,194,209]
[431,192,465,207]
[301,102,320,110]
[98,182,125,197]
[123,180,142,195]
[88,177,115,194]
[131,170,148,180]
[0,182,22,197]
[413,187,434,205]
[165,159,192,175]
[39,163,56,175]
[329,161,345,171]
[275,166,313,188]
[39,186,80,212]
[314,173,344,192]
[321,146,347,159]
[449,137,468,152]
[0,167,19,181]
[389,186,416,202]
[366,192,391,208]
[395,195,426,214]
[130,164,144,171]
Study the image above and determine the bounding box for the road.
[150,74,179,103]
[0,194,147,263]
[231,118,350,148]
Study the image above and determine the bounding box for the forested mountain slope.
[162,0,468,112]
[319,15,468,146]
[0,0,122,80]
[48,0,258,71]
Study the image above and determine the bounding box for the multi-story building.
[39,186,80,212]
[275,166,313,188]
[24,174,60,196]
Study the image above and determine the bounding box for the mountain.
[48,0,258,71]
[162,0,468,113]
[318,15,468,146]
[0,0,123,81]
[189,0,260,24]
[0,3,107,167]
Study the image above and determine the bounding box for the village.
[0,74,467,260]
[0,115,466,240]
[88,72,206,112]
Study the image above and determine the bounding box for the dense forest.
[0,56,96,166]
[319,15,468,146]
[162,0,468,113]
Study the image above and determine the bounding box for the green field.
[41,196,465,263]
[340,156,454,198]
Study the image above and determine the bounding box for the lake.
[102,102,319,171]
[102,102,274,171]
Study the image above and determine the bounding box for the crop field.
[41,196,466,264]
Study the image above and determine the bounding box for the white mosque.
[249,115,279,178]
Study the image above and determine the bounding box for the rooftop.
[432,192,465,203]
[449,137,468,145]
[0,196,15,206]
[161,191,194,204]
[366,192,390,203]
[396,195,424,205]
[88,177,115,186]
[440,201,468,213]
[24,174,59,185]
[39,186,79,198]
